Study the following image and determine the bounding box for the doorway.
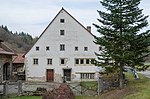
[63,69,71,81]
[46,69,54,82]
[3,63,10,80]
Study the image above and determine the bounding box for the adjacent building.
[13,54,25,80]
[25,8,101,82]
[0,40,16,82]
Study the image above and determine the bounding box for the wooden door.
[46,69,54,82]
[64,69,71,81]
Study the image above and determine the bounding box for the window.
[75,59,79,64]
[47,59,52,65]
[84,47,88,51]
[90,59,95,64]
[99,46,102,51]
[81,73,95,79]
[80,59,84,64]
[60,58,65,65]
[36,46,39,51]
[46,46,50,51]
[75,58,95,65]
[75,47,78,51]
[86,59,90,64]
[60,44,65,51]
[60,30,65,35]
[33,58,38,65]
[60,19,65,23]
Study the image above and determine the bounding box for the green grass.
[76,73,150,99]
[98,73,150,99]
[7,73,150,99]
[7,96,41,99]
[123,73,150,99]
[75,96,100,99]
[80,81,98,90]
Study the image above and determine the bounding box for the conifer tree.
[94,0,150,88]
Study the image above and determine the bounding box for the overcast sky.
[0,0,150,37]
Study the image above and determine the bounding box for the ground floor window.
[80,73,95,79]
[75,58,95,65]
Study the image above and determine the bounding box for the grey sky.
[0,0,149,37]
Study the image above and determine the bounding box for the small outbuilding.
[0,40,16,82]
[13,53,25,80]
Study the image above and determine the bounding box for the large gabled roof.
[25,8,95,55]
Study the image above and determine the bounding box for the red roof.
[13,54,25,64]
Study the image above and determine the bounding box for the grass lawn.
[97,73,150,99]
[7,73,150,99]
[7,96,42,99]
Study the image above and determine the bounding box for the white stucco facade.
[25,8,101,82]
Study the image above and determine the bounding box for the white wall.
[25,9,100,82]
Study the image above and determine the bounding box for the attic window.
[99,46,102,51]
[75,46,78,51]
[46,46,50,51]
[84,47,88,51]
[60,30,65,35]
[36,46,39,51]
[60,19,65,23]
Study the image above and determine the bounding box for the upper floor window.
[47,59,52,65]
[86,59,90,64]
[33,58,38,65]
[46,46,50,51]
[99,46,102,51]
[75,58,95,65]
[75,46,78,51]
[84,47,88,51]
[75,59,79,64]
[60,44,65,51]
[36,46,39,51]
[60,19,65,23]
[60,30,65,35]
[60,58,66,65]
[80,59,84,64]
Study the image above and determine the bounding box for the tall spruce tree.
[94,0,150,88]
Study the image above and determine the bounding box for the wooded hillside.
[0,25,38,53]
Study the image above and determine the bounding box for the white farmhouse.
[25,8,101,83]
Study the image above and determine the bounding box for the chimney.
[87,26,91,32]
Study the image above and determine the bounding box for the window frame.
[60,19,65,23]
[86,59,90,64]
[60,58,65,65]
[60,44,65,51]
[36,46,39,51]
[80,59,84,64]
[75,59,79,64]
[46,46,50,51]
[60,30,65,35]
[75,46,78,51]
[99,46,102,51]
[80,73,95,79]
[33,58,38,65]
[47,58,52,65]
[84,47,88,51]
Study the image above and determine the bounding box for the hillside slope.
[0,26,37,53]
